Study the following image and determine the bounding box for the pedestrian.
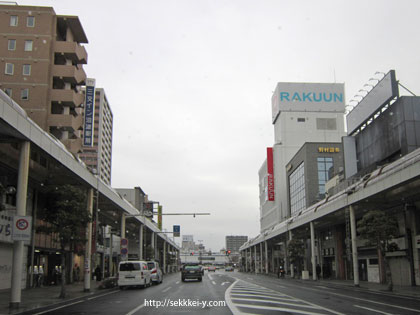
[316,264,321,280]
[95,265,102,281]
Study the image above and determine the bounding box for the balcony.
[48,113,83,133]
[52,65,86,85]
[54,41,87,64]
[62,138,83,155]
[50,89,84,107]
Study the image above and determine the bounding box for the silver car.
[147,261,163,284]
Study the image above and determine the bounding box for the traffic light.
[226,250,231,256]
[190,252,194,256]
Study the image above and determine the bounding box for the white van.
[117,261,151,289]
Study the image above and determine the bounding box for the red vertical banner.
[267,147,275,201]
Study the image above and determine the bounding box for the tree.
[357,209,399,291]
[287,238,305,278]
[37,184,92,298]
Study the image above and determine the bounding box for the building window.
[10,15,18,26]
[27,16,35,27]
[4,88,12,97]
[8,39,16,50]
[5,63,14,75]
[297,118,306,122]
[21,89,29,100]
[289,162,306,216]
[24,40,33,51]
[316,118,337,130]
[23,64,31,76]
[317,157,333,198]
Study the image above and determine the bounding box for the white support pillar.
[10,141,30,309]
[84,188,94,292]
[121,214,126,239]
[254,246,257,273]
[349,205,360,286]
[310,222,316,280]
[245,249,248,272]
[265,241,269,275]
[260,243,263,273]
[289,230,294,278]
[151,231,156,260]
[163,242,167,274]
[139,225,144,260]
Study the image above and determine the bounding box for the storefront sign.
[318,147,340,153]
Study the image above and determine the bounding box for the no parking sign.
[12,216,32,241]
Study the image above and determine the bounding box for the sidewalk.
[0,279,116,315]
[261,271,420,299]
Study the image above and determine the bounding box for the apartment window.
[4,88,12,97]
[8,39,16,51]
[27,16,35,27]
[23,64,31,76]
[24,40,33,52]
[21,89,29,100]
[10,15,18,26]
[5,63,14,75]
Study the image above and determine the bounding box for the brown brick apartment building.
[0,4,88,154]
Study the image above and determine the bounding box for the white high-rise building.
[259,82,346,232]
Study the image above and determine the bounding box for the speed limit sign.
[12,216,32,241]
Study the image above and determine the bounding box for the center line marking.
[162,286,171,293]
[125,303,145,315]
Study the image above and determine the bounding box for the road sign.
[12,216,32,241]
[173,225,180,237]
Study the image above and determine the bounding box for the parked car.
[225,266,234,272]
[208,266,217,272]
[181,263,202,282]
[147,261,163,284]
[117,261,151,289]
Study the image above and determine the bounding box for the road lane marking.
[301,287,420,313]
[162,286,171,293]
[221,282,230,286]
[125,303,145,315]
[229,279,345,315]
[33,300,84,315]
[225,279,241,315]
[231,297,324,310]
[212,281,216,285]
[87,290,118,300]
[233,303,331,315]
[175,281,180,284]
[354,305,395,315]
[208,274,214,281]
[316,286,334,290]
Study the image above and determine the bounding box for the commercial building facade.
[226,235,248,254]
[243,70,420,287]
[79,88,113,185]
[260,82,346,232]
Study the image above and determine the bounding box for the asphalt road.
[20,270,420,315]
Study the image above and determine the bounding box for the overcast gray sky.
[19,0,420,251]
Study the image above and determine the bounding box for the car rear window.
[184,265,200,271]
[147,262,155,269]
[119,263,141,271]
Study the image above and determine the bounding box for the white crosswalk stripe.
[226,280,344,315]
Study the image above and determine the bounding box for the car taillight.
[152,270,157,274]
[141,271,144,277]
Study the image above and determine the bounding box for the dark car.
[181,264,202,282]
